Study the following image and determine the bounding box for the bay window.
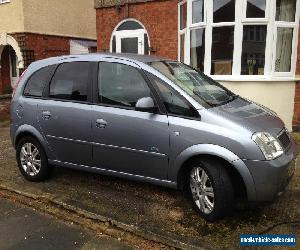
[178,0,300,79]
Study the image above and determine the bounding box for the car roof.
[30,53,167,70]
[105,53,165,63]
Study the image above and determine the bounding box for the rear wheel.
[187,158,234,221]
[16,136,51,182]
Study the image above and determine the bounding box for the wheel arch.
[14,124,55,160]
[171,144,257,201]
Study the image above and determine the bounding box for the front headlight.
[252,132,283,160]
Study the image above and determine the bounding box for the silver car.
[10,54,297,221]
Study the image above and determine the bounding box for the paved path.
[0,196,132,250]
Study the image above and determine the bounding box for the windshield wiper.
[204,95,239,107]
[217,94,239,106]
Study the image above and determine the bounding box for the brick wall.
[292,27,300,131]
[13,33,72,67]
[0,33,73,95]
[293,84,300,131]
[96,0,178,60]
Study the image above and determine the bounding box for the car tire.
[16,136,51,182]
[186,158,234,221]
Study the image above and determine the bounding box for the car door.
[91,59,169,180]
[144,72,201,176]
[37,61,94,166]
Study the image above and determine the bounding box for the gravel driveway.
[0,123,299,249]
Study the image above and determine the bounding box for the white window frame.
[271,0,300,77]
[178,0,188,62]
[178,0,300,81]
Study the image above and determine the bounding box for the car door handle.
[42,111,51,120]
[96,119,108,129]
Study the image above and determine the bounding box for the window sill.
[210,75,300,82]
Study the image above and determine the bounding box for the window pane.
[144,33,149,54]
[276,0,296,22]
[213,0,235,23]
[98,62,151,108]
[112,36,116,53]
[241,25,266,75]
[192,0,204,23]
[180,2,187,29]
[24,65,56,97]
[121,37,138,53]
[50,62,89,101]
[180,33,185,62]
[275,27,293,72]
[211,26,234,75]
[190,28,205,72]
[148,73,198,118]
[246,0,266,18]
[117,21,143,31]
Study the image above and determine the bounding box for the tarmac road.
[0,196,133,250]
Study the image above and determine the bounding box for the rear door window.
[49,62,90,102]
[98,62,152,108]
[23,65,56,97]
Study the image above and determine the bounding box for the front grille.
[278,130,291,150]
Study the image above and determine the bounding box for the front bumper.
[243,138,298,202]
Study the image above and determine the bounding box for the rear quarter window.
[23,65,57,97]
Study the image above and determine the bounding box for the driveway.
[0,124,299,249]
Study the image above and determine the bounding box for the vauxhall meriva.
[10,54,297,221]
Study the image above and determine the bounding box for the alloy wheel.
[190,166,215,214]
[20,143,42,177]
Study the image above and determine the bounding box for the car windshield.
[148,61,237,108]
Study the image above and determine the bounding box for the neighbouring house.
[95,0,300,131]
[0,0,97,95]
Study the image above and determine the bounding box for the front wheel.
[187,158,234,221]
[16,136,51,182]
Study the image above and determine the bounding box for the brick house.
[0,0,96,95]
[95,0,300,131]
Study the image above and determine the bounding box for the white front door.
[115,29,145,54]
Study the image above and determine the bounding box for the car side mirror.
[135,97,157,113]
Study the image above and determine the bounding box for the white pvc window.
[178,0,300,80]
[0,0,10,4]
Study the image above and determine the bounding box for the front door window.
[115,30,144,54]
[121,37,139,53]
